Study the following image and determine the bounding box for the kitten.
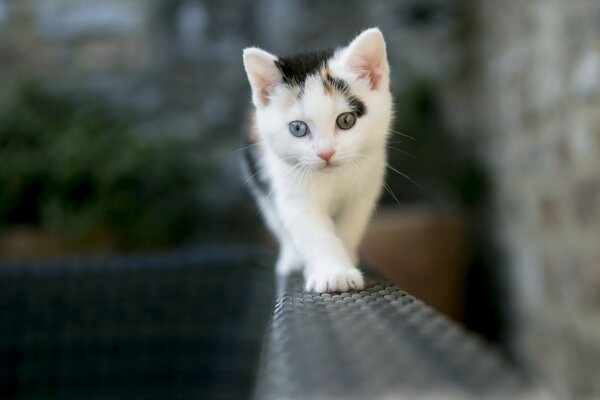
[242,28,392,293]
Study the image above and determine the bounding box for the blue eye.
[289,121,309,137]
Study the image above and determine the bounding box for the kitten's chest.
[311,166,377,213]
[272,156,384,214]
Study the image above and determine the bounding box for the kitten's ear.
[243,47,281,107]
[344,28,389,90]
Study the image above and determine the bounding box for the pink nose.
[318,150,335,162]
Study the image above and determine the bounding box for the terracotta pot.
[0,226,118,261]
[360,207,471,321]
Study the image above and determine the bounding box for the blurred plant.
[0,83,206,248]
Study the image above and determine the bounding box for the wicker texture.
[255,273,537,400]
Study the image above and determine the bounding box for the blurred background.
[0,0,599,399]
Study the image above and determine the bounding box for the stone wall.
[474,0,600,398]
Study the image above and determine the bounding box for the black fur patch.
[275,49,333,88]
[274,49,367,118]
[348,95,366,117]
[325,75,367,117]
[326,75,349,93]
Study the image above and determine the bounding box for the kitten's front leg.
[279,202,364,292]
[336,193,379,265]
[275,239,303,275]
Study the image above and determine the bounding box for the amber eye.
[336,112,356,130]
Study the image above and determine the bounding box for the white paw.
[304,268,364,293]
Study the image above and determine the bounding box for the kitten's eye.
[336,112,356,130]
[289,121,309,137]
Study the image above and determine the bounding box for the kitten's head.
[243,28,392,171]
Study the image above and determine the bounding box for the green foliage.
[0,84,205,248]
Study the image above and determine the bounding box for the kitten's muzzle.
[317,150,335,164]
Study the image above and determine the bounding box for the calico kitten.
[242,28,392,293]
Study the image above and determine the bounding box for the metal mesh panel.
[0,248,274,400]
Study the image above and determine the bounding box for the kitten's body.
[242,29,392,293]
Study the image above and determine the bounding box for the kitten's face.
[243,28,392,171]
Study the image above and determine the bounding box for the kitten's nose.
[318,150,335,163]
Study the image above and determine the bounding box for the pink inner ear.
[360,64,382,90]
[256,76,277,106]
[352,59,383,91]
[258,79,271,105]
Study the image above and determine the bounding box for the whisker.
[254,160,305,217]
[277,155,299,162]
[243,167,265,186]
[255,198,268,218]
[389,129,418,143]
[386,163,422,188]
[386,145,416,159]
[306,168,313,189]
[264,163,301,199]
[297,166,307,191]
[353,152,367,162]
[230,142,260,156]
[347,159,361,195]
[381,180,402,207]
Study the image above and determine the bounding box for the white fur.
[243,28,392,292]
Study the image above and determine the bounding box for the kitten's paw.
[305,268,364,293]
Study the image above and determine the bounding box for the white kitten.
[242,28,392,293]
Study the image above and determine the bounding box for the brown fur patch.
[320,66,335,95]
[323,80,334,95]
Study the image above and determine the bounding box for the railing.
[254,272,547,400]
